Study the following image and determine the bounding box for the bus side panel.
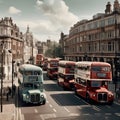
[75,83,87,98]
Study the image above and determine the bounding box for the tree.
[53,45,64,59]
[45,44,64,59]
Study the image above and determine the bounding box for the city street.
[1,1,120,120]
[16,72,120,120]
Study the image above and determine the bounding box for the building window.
[108,17,114,25]
[93,21,98,29]
[108,42,112,51]
[11,30,13,36]
[100,20,105,27]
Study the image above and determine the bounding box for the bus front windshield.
[24,83,33,88]
[91,81,101,87]
[23,82,42,89]
[91,66,110,72]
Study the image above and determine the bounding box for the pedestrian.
[116,88,120,99]
[6,86,11,101]
[12,84,16,95]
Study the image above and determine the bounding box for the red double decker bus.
[36,54,44,67]
[47,58,59,80]
[58,60,76,90]
[74,61,114,104]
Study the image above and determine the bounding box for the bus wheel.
[86,94,91,103]
[42,100,46,105]
[74,88,78,95]
[63,86,67,91]
[108,101,113,105]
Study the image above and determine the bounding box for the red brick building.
[59,0,120,84]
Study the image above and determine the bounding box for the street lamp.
[0,41,4,112]
[114,10,118,92]
[8,50,15,98]
[84,52,88,61]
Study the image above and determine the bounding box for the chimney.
[113,0,120,12]
[105,2,112,14]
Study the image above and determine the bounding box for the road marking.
[115,113,120,116]
[40,113,56,120]
[69,113,80,116]
[92,105,100,111]
[49,104,53,108]
[105,113,112,115]
[114,101,120,105]
[64,107,70,112]
[34,108,38,113]
[53,108,57,112]
[83,113,90,116]
[19,108,24,120]
[77,104,91,109]
[106,105,111,108]
[74,95,89,104]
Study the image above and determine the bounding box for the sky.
[0,0,115,42]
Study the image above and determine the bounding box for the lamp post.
[114,10,118,92]
[12,60,15,98]
[8,50,15,98]
[0,41,4,112]
[1,48,3,112]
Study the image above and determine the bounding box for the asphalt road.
[17,71,120,120]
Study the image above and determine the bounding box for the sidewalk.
[0,79,17,120]
[108,82,120,103]
[0,97,15,120]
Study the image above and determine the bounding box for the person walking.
[116,87,120,102]
[12,84,16,96]
[6,86,11,101]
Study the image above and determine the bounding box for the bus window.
[91,67,101,72]
[91,81,101,87]
[87,81,91,87]
[24,83,33,88]
[34,83,40,89]
[91,66,110,72]
[25,71,32,75]
[101,67,110,72]
[34,71,41,75]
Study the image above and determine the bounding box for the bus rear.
[47,58,59,80]
[58,60,75,90]
[36,54,44,67]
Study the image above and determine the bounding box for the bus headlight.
[41,95,44,98]
[92,94,96,97]
[26,95,30,99]
[108,94,113,97]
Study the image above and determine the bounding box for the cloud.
[8,6,21,14]
[15,19,62,41]
[14,0,79,41]
[35,0,79,30]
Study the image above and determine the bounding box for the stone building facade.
[0,17,38,82]
[0,17,23,81]
[23,26,38,64]
[59,0,120,84]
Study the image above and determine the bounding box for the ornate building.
[23,26,38,64]
[0,17,23,81]
[59,0,120,85]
